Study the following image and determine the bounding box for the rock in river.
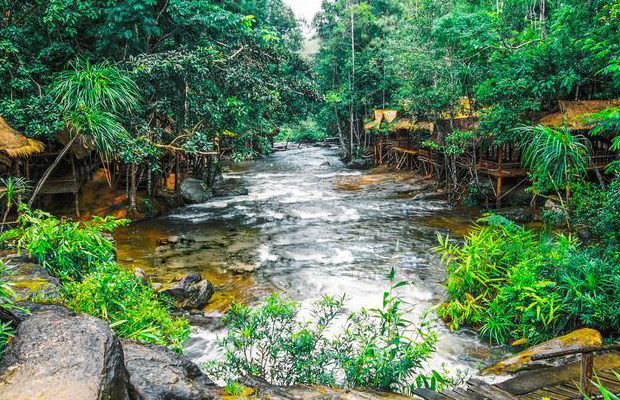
[347,158,372,170]
[122,340,216,400]
[160,273,215,310]
[0,307,130,400]
[180,178,213,204]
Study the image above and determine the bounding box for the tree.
[28,61,140,206]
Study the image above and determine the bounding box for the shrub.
[436,215,573,344]
[0,206,188,351]
[571,180,620,254]
[62,265,189,351]
[0,260,20,357]
[206,268,445,393]
[437,214,620,345]
[7,205,128,281]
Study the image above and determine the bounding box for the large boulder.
[347,158,372,170]
[481,328,603,376]
[180,178,213,204]
[160,273,215,310]
[235,375,415,400]
[122,340,216,400]
[0,309,130,400]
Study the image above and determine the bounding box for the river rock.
[154,232,264,273]
[180,178,213,204]
[543,198,564,214]
[237,375,415,400]
[121,340,216,400]
[0,309,130,400]
[411,189,446,201]
[134,268,149,285]
[495,207,534,223]
[212,186,249,197]
[481,328,603,376]
[160,273,214,310]
[347,158,372,170]
[5,256,61,300]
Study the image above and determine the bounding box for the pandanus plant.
[28,60,141,207]
[516,124,592,227]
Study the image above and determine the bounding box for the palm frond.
[515,124,591,186]
[51,59,141,114]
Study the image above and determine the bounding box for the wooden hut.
[537,100,620,169]
[476,100,620,207]
[365,109,398,166]
[0,116,44,176]
[25,129,99,217]
[387,119,437,174]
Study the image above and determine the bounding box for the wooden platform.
[39,179,80,195]
[415,351,620,400]
[392,146,424,155]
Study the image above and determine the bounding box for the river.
[115,145,508,379]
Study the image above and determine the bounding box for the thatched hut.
[537,100,620,131]
[536,100,620,167]
[0,116,44,174]
[0,117,43,159]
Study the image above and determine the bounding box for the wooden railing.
[530,342,620,397]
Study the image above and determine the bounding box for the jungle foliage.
[437,214,620,345]
[313,0,620,157]
[1,0,318,196]
[0,260,19,358]
[0,207,188,350]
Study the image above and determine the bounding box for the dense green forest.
[2,0,620,398]
[1,0,318,207]
[313,0,620,158]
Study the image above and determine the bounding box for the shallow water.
[115,145,508,378]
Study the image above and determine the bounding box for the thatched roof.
[0,117,44,158]
[537,100,620,131]
[365,119,382,131]
[365,109,398,131]
[388,118,434,133]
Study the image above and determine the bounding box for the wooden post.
[580,352,593,398]
[70,156,80,218]
[496,146,503,208]
[174,155,180,193]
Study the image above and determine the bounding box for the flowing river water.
[115,145,508,378]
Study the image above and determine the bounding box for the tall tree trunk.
[174,155,180,193]
[333,104,348,158]
[349,0,355,158]
[591,161,607,190]
[28,134,80,207]
[130,164,137,208]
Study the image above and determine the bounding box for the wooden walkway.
[415,349,620,400]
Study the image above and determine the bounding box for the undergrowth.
[1,206,188,351]
[206,267,455,394]
[436,214,620,345]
